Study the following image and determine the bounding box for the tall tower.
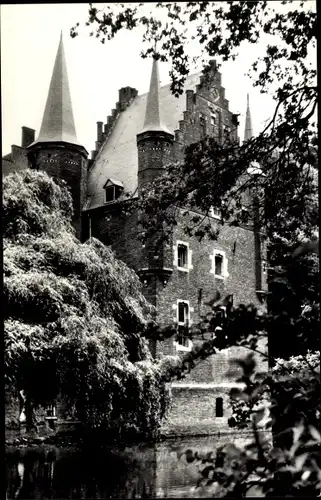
[243,93,266,300]
[136,60,174,356]
[27,32,88,237]
[136,58,174,190]
[244,93,253,142]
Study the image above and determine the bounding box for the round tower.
[27,32,88,237]
[136,58,174,190]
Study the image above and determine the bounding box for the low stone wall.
[161,382,244,437]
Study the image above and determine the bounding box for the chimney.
[21,127,35,148]
[97,121,103,142]
[186,90,194,112]
[118,87,138,110]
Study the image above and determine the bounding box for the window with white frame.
[46,404,56,418]
[210,249,228,279]
[177,243,188,269]
[210,206,221,219]
[177,300,190,347]
[215,254,223,276]
[174,240,193,272]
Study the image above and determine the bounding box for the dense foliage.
[3,170,170,439]
[188,351,320,497]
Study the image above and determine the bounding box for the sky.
[1,2,316,156]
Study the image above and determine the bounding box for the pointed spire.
[140,58,172,135]
[244,93,253,142]
[32,31,80,146]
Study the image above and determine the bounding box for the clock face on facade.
[212,87,220,102]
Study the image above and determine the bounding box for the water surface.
[6,434,253,499]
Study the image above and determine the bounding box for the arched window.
[216,397,224,417]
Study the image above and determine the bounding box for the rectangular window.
[224,126,230,137]
[46,404,56,418]
[216,397,224,417]
[210,115,216,135]
[210,206,221,219]
[200,114,206,138]
[105,186,115,203]
[210,249,228,279]
[177,243,188,269]
[177,301,189,347]
[178,301,189,324]
[174,240,192,272]
[215,254,223,276]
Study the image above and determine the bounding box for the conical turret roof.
[140,58,173,135]
[31,32,81,147]
[244,93,253,142]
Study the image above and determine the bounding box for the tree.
[183,350,320,497]
[3,170,170,439]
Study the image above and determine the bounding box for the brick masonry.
[137,130,174,189]
[2,145,29,177]
[81,62,268,434]
[5,393,76,440]
[3,59,268,436]
[28,143,88,238]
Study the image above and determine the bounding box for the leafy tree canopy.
[3,170,170,438]
[190,350,320,497]
[71,1,317,236]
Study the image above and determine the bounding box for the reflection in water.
[6,435,253,499]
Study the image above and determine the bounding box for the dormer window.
[105,186,115,203]
[103,178,124,204]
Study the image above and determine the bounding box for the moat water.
[6,434,254,499]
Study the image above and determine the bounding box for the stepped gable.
[86,72,202,210]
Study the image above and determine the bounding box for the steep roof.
[86,72,202,210]
[140,59,173,135]
[244,93,253,142]
[30,32,81,147]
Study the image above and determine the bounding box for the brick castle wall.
[29,145,88,237]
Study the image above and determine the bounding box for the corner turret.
[27,32,88,237]
[136,59,174,190]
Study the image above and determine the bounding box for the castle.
[3,34,268,436]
